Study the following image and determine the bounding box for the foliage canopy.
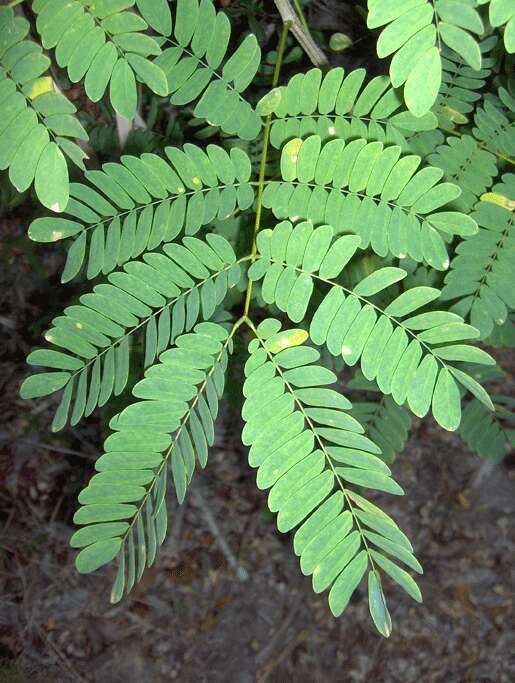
[5,0,514,637]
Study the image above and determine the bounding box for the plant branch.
[243,20,291,317]
[291,0,309,34]
[274,0,328,66]
[190,483,249,582]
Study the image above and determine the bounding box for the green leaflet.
[110,58,138,119]
[34,142,69,212]
[404,47,441,118]
[242,319,421,633]
[353,267,406,296]
[368,570,392,638]
[20,371,70,399]
[432,367,461,431]
[438,23,481,71]
[136,0,172,36]
[72,322,232,596]
[76,538,122,574]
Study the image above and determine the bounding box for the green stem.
[438,125,515,167]
[291,0,310,34]
[243,20,292,317]
[230,314,251,337]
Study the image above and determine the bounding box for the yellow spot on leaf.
[75,322,83,329]
[256,87,282,116]
[51,230,63,241]
[265,329,309,354]
[27,77,54,101]
[192,177,200,185]
[457,490,471,509]
[480,192,515,211]
[442,106,468,124]
[328,126,336,136]
[341,345,351,356]
[177,186,185,193]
